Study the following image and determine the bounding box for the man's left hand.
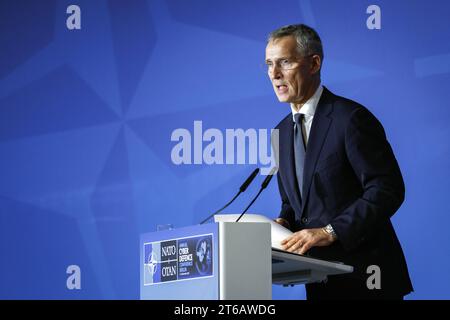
[281,228,336,255]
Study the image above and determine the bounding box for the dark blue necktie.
[294,113,306,201]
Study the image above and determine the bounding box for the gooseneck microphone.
[235,166,278,222]
[199,168,260,224]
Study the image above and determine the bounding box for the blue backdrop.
[0,0,449,299]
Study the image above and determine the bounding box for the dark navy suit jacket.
[274,87,413,298]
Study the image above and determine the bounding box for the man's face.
[265,36,316,104]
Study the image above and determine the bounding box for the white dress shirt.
[290,85,323,145]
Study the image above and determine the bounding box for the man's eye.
[280,59,291,66]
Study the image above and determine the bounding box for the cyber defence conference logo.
[143,235,213,285]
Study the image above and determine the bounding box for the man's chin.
[276,95,290,103]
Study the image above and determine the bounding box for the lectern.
[140,221,353,300]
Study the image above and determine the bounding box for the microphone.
[199,168,260,224]
[235,166,278,222]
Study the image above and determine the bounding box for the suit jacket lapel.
[301,88,334,215]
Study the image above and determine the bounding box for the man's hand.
[281,227,336,255]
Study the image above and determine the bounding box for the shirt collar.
[291,85,323,122]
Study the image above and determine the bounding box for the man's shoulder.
[323,87,381,126]
[325,88,383,131]
[324,87,366,116]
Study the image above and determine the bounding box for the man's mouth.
[276,85,288,94]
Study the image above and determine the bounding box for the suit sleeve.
[331,107,405,251]
[276,172,296,230]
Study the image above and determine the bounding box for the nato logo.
[147,251,158,276]
[143,242,161,285]
[195,237,212,275]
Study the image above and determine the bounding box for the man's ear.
[310,54,322,74]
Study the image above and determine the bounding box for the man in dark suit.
[267,24,413,299]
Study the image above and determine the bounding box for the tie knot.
[294,113,303,126]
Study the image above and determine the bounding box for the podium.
[140,222,353,300]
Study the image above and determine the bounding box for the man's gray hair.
[268,24,324,61]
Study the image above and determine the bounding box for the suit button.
[301,217,308,224]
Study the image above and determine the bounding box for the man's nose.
[271,66,283,79]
